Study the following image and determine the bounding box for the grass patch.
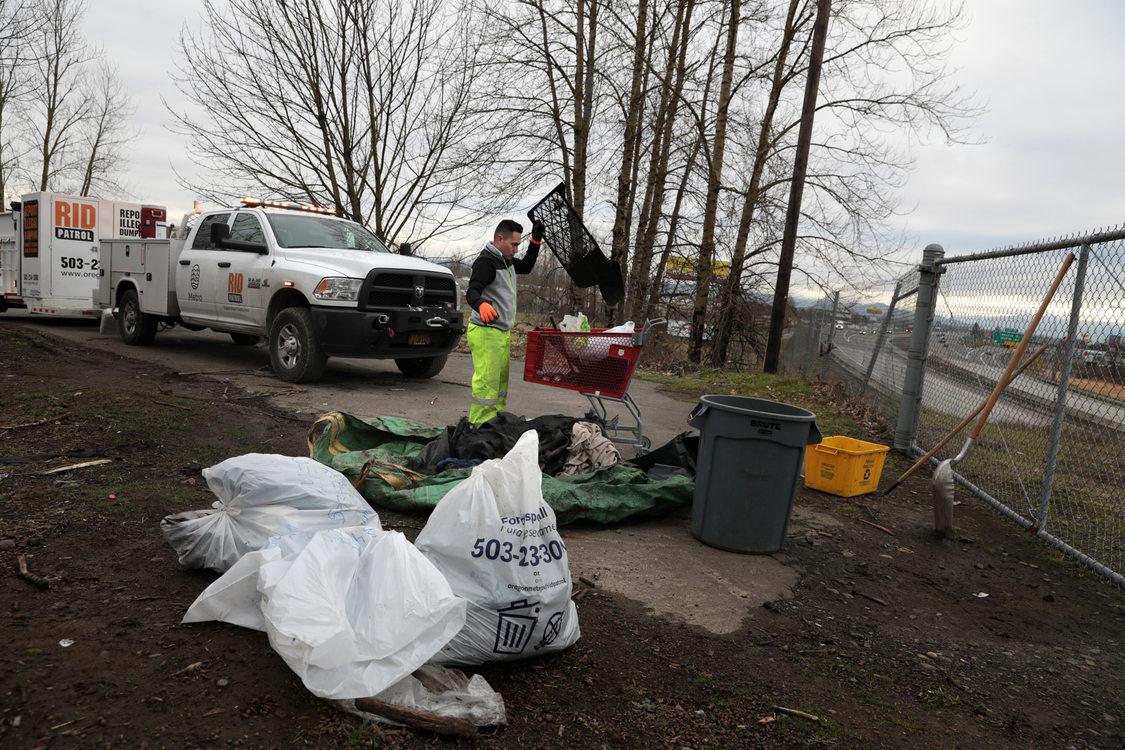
[640,368,817,406]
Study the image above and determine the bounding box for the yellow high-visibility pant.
[467,323,510,426]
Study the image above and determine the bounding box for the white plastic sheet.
[415,430,580,665]
[183,526,466,700]
[161,453,379,572]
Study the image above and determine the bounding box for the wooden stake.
[859,519,894,535]
[40,459,113,475]
[771,705,819,721]
[17,554,50,589]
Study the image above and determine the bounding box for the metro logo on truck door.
[54,200,97,242]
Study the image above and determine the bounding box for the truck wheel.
[395,354,447,379]
[230,333,260,346]
[269,307,326,383]
[118,289,157,346]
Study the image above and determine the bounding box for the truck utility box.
[96,239,180,318]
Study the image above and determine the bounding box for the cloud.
[898,1,1125,253]
[83,0,206,216]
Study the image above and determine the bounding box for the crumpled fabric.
[406,413,585,476]
[559,421,620,476]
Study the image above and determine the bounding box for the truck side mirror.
[398,241,412,256]
[210,222,230,245]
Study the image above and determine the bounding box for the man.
[465,218,544,425]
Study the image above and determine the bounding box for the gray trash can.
[687,395,821,554]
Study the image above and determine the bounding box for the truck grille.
[360,271,457,310]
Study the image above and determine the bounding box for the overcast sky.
[85,1,1125,258]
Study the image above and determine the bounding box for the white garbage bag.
[579,320,634,361]
[183,526,466,700]
[161,453,379,572]
[414,430,580,666]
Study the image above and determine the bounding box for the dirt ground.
[3,323,1125,750]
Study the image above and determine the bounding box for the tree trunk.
[687,0,740,364]
[626,0,695,323]
[764,0,831,374]
[710,0,802,368]
[608,0,649,325]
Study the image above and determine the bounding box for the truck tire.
[118,289,157,346]
[269,307,327,383]
[395,354,448,379]
[230,333,260,346]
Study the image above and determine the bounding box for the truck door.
[217,213,270,328]
[174,212,230,322]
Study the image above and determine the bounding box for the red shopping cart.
[523,318,666,450]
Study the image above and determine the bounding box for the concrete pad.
[566,512,801,635]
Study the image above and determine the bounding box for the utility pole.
[763,0,831,373]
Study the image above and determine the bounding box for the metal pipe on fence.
[861,279,902,397]
[935,228,1125,266]
[893,244,944,453]
[822,290,839,380]
[1037,243,1091,532]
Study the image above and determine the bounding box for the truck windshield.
[266,213,391,252]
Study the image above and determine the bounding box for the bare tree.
[0,0,40,202]
[709,0,802,366]
[624,0,701,323]
[170,0,522,246]
[0,0,132,200]
[491,0,976,368]
[604,0,650,322]
[686,0,978,369]
[75,58,133,196]
[468,0,620,315]
[686,0,740,364]
[27,0,94,191]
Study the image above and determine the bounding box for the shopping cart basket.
[523,318,666,450]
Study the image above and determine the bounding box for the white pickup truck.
[96,198,464,382]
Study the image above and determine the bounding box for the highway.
[827,327,1123,429]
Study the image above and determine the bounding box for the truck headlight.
[313,277,363,301]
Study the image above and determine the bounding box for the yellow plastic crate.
[804,436,889,497]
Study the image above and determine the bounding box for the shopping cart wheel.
[641,436,651,450]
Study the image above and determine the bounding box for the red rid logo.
[55,201,97,229]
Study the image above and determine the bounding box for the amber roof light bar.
[241,197,335,215]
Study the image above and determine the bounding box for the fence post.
[822,290,840,379]
[861,279,902,397]
[1038,244,1090,532]
[893,244,944,453]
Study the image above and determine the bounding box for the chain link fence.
[807,230,1125,587]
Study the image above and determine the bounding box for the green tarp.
[307,412,693,525]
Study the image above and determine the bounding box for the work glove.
[478,301,497,323]
[530,220,545,244]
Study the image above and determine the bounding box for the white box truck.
[0,192,166,317]
[94,197,464,383]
